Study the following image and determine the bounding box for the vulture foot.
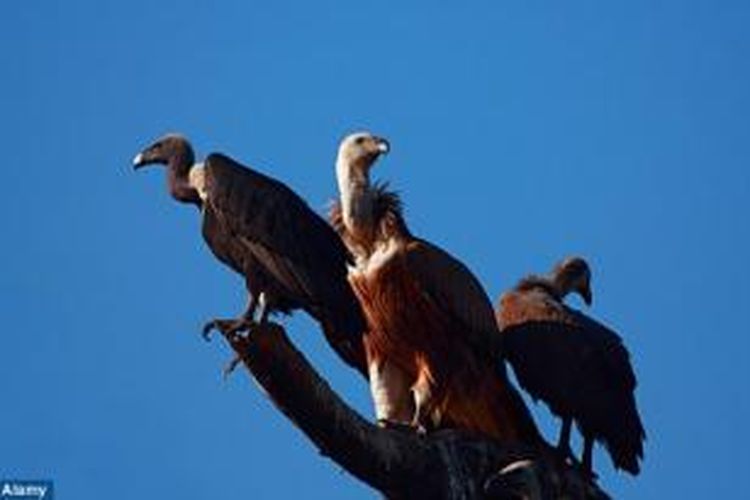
[222,355,243,380]
[201,318,258,379]
[202,317,255,342]
[558,444,575,464]
[409,413,431,436]
[376,419,420,435]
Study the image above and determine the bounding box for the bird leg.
[202,293,257,342]
[581,434,594,476]
[368,359,415,430]
[204,293,274,379]
[410,374,435,434]
[221,353,246,380]
[256,291,270,324]
[202,293,260,379]
[557,417,573,459]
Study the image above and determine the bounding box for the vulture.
[496,257,645,475]
[133,134,367,376]
[330,132,539,444]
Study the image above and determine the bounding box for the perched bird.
[496,257,645,475]
[133,134,367,376]
[330,132,539,444]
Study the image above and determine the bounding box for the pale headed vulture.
[496,257,645,475]
[330,132,539,445]
[133,134,367,376]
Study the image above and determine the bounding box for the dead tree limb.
[222,323,610,500]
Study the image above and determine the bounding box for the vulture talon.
[222,355,243,380]
[201,318,254,342]
[202,321,218,341]
[409,413,430,436]
[556,444,575,465]
[413,423,428,436]
[376,419,418,434]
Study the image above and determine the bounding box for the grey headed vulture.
[496,257,645,475]
[133,134,367,376]
[330,132,539,444]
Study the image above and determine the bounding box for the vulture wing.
[404,240,500,358]
[497,290,645,473]
[401,240,539,441]
[202,154,367,374]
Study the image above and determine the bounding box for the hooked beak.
[375,137,390,155]
[132,152,146,169]
[132,148,162,170]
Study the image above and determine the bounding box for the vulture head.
[554,256,593,306]
[133,134,195,173]
[133,134,200,205]
[336,131,390,179]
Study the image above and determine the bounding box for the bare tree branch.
[222,323,610,500]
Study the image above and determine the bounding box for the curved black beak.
[132,147,162,170]
[375,137,390,155]
[132,152,148,170]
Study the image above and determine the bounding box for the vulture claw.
[558,445,575,465]
[201,317,254,342]
[202,319,256,380]
[202,321,218,341]
[222,355,243,380]
[376,419,419,434]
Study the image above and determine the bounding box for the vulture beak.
[132,152,146,169]
[375,137,390,155]
[132,147,161,170]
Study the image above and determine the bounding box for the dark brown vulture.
[133,134,367,376]
[496,257,645,475]
[330,132,539,444]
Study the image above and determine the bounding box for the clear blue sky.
[1,1,748,498]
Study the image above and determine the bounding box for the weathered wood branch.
[222,323,610,499]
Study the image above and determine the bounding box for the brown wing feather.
[404,240,500,358]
